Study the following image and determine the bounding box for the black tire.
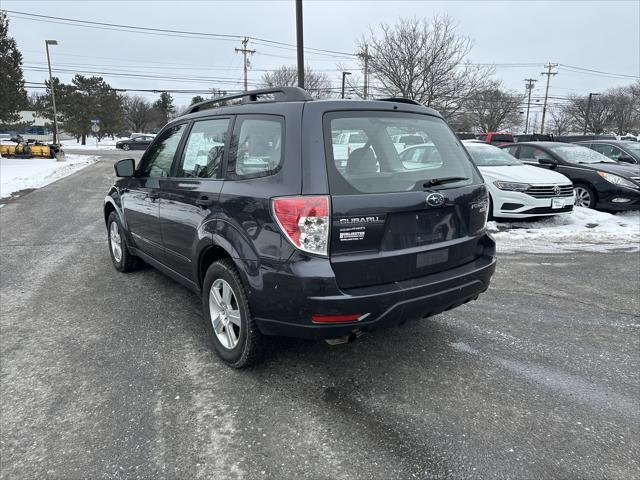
[122,144,131,151]
[202,259,264,368]
[573,183,597,209]
[107,211,141,272]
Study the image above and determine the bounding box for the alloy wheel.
[573,186,592,208]
[109,221,122,263]
[209,279,241,349]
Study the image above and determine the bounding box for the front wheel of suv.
[107,211,140,272]
[202,259,264,368]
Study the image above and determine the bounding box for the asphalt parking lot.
[1,152,639,479]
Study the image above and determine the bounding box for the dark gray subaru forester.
[104,87,496,367]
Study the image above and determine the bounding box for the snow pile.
[488,207,640,253]
[0,154,99,199]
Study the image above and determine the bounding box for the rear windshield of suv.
[324,111,474,194]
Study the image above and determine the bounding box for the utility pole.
[45,40,60,148]
[358,44,371,99]
[235,37,255,93]
[341,71,352,99]
[523,78,537,134]
[295,0,304,89]
[539,63,558,135]
[583,92,600,135]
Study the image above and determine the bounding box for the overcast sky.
[4,0,640,112]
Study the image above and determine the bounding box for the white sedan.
[463,142,575,219]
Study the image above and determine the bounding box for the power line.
[5,10,356,58]
[558,63,639,80]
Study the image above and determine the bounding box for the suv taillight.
[272,196,330,256]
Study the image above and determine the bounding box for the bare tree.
[361,15,493,120]
[262,65,332,99]
[123,95,154,132]
[605,86,638,135]
[465,81,523,132]
[562,94,611,134]
[549,106,573,135]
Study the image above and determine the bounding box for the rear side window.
[227,115,283,180]
[324,111,474,194]
[518,146,548,162]
[504,145,519,156]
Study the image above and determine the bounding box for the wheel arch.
[198,244,234,290]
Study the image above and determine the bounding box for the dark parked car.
[514,133,554,142]
[501,142,640,210]
[554,134,616,143]
[115,134,155,151]
[104,87,496,367]
[576,140,640,165]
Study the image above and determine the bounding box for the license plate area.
[381,208,463,251]
[551,198,564,209]
[416,249,449,268]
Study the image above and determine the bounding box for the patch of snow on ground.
[488,207,640,253]
[1,154,99,198]
[61,137,126,150]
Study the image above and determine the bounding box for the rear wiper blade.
[423,176,469,187]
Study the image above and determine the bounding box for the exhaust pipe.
[325,329,364,346]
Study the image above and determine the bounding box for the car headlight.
[597,171,638,189]
[493,181,531,192]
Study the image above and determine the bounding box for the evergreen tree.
[37,75,125,144]
[0,10,28,126]
[152,92,175,126]
[190,95,205,105]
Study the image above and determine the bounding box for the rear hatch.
[324,111,488,290]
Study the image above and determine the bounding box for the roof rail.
[377,97,421,106]
[181,87,313,116]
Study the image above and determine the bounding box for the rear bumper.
[253,238,496,339]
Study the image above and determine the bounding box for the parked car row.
[458,140,639,217]
[500,142,640,211]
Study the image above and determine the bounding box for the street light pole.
[583,92,600,135]
[45,40,60,148]
[341,71,351,99]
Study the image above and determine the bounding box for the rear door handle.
[196,195,214,207]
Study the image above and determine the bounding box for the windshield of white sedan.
[549,144,616,163]
[466,145,522,166]
[325,112,474,194]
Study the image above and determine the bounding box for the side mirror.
[617,156,635,164]
[114,158,135,177]
[538,157,558,168]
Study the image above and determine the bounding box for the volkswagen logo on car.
[426,193,446,207]
[554,185,562,196]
